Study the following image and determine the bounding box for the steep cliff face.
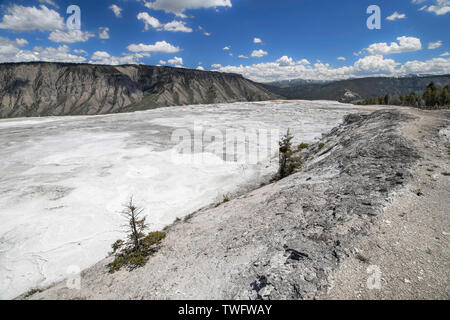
[0,62,278,118]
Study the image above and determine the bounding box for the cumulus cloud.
[48,29,95,43]
[163,20,193,32]
[137,12,192,32]
[0,38,86,63]
[414,0,450,15]
[143,0,232,17]
[386,11,406,20]
[98,27,110,39]
[238,54,248,59]
[363,36,422,55]
[337,56,346,61]
[127,41,181,53]
[38,0,59,8]
[74,49,88,55]
[213,54,450,82]
[0,5,65,31]
[109,4,123,18]
[426,0,450,15]
[441,52,450,56]
[211,63,222,68]
[251,49,268,58]
[428,40,443,49]
[90,51,148,65]
[276,56,294,66]
[223,46,231,50]
[254,37,262,44]
[196,66,205,70]
[15,39,28,47]
[168,56,183,67]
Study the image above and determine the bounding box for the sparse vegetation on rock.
[108,198,166,273]
[275,129,303,180]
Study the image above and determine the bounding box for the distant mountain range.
[0,62,278,118]
[264,75,450,102]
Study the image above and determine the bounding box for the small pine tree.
[108,197,166,273]
[124,197,147,251]
[423,81,439,107]
[276,129,302,180]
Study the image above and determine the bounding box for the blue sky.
[0,0,449,82]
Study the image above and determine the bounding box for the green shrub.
[108,198,166,273]
[275,129,303,180]
[24,288,42,298]
[296,142,309,151]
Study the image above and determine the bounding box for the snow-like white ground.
[0,100,366,299]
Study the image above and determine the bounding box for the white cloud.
[168,56,183,67]
[15,39,28,47]
[251,49,268,58]
[399,57,450,74]
[337,56,346,61]
[196,66,205,70]
[143,0,232,17]
[98,27,110,40]
[91,51,111,60]
[127,41,181,53]
[137,12,162,30]
[90,51,148,65]
[428,40,443,49]
[38,0,59,8]
[109,4,123,18]
[254,37,262,44]
[386,11,406,20]
[238,54,248,59]
[204,32,211,36]
[211,63,222,68]
[159,60,167,65]
[276,56,294,66]
[426,0,450,15]
[163,20,193,32]
[414,0,450,15]
[223,46,231,50]
[364,36,422,55]
[137,12,192,32]
[48,29,95,43]
[0,38,86,63]
[0,5,65,31]
[213,53,450,82]
[441,52,450,56]
[74,49,88,55]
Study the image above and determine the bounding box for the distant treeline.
[357,82,450,108]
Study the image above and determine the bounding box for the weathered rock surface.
[0,62,278,118]
[25,108,449,300]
